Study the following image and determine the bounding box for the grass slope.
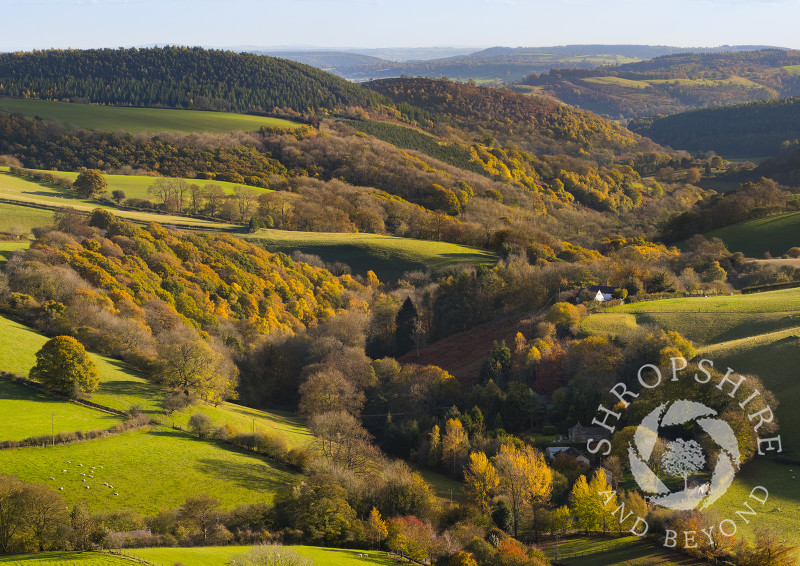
[703,210,800,257]
[245,229,497,280]
[0,314,312,447]
[29,168,270,201]
[0,170,241,231]
[0,428,294,514]
[0,203,53,235]
[0,379,119,441]
[0,98,300,134]
[563,545,706,565]
[126,546,393,566]
[0,553,131,565]
[0,239,31,264]
[0,314,165,415]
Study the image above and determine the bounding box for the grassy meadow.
[124,546,394,566]
[703,210,800,257]
[0,379,120,441]
[0,553,131,565]
[0,239,31,264]
[29,168,270,201]
[0,427,295,514]
[246,228,497,280]
[0,203,53,235]
[0,98,300,134]
[0,169,242,231]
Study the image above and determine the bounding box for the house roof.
[588,285,617,294]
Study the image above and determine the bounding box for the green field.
[783,65,800,76]
[543,535,641,559]
[0,170,241,231]
[0,314,165,415]
[245,229,497,280]
[124,545,393,566]
[169,403,312,449]
[0,98,300,134]
[0,553,130,565]
[0,314,313,446]
[0,239,31,263]
[0,203,53,236]
[29,169,270,201]
[564,545,705,565]
[703,210,800,257]
[0,427,294,514]
[0,379,120,441]
[582,76,649,89]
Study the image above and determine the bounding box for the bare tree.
[661,439,705,491]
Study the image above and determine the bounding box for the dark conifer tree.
[394,297,419,356]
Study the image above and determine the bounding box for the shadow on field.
[195,458,288,490]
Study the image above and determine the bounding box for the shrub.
[188,412,214,439]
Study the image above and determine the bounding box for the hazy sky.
[3,0,800,52]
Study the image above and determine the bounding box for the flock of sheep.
[49,461,119,496]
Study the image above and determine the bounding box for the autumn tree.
[30,336,100,398]
[73,169,108,198]
[464,451,499,513]
[0,475,26,553]
[70,501,96,551]
[111,189,126,203]
[428,424,442,467]
[298,368,365,417]
[153,328,238,403]
[21,483,69,551]
[310,411,377,473]
[494,443,552,537]
[441,418,469,474]
[365,507,388,549]
[202,184,226,216]
[178,495,222,543]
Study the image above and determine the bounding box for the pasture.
[0,98,300,134]
[0,169,241,231]
[703,210,800,257]
[0,239,31,264]
[0,428,295,514]
[245,228,497,280]
[0,379,120,441]
[0,553,131,565]
[0,203,53,235]
[125,546,394,566]
[170,403,312,449]
[30,169,270,201]
[0,315,313,448]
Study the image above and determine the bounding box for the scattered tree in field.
[464,451,499,513]
[662,439,705,491]
[73,169,108,198]
[494,443,553,537]
[202,184,226,216]
[111,189,126,203]
[188,412,215,439]
[29,336,99,398]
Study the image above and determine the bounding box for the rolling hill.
[522,49,800,120]
[0,47,387,113]
[0,98,300,134]
[629,95,800,156]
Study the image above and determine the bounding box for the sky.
[3,0,800,53]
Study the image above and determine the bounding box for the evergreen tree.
[394,297,419,356]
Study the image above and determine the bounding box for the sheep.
[59,487,64,491]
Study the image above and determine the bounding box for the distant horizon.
[4,0,800,53]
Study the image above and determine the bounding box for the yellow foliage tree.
[441,419,469,473]
[464,451,499,513]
